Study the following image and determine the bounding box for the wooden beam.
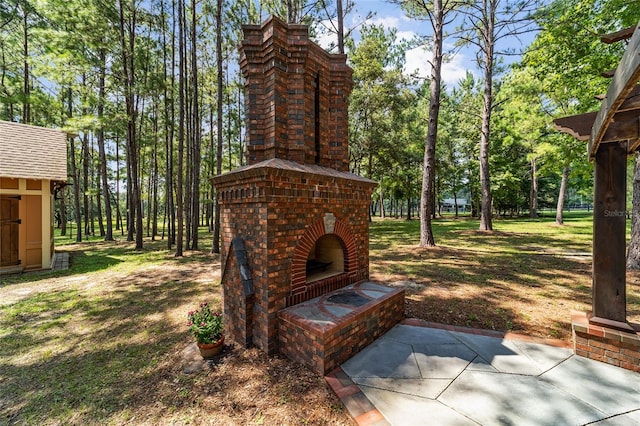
[600,111,640,142]
[600,25,636,44]
[555,86,640,142]
[617,84,640,112]
[589,21,640,159]
[553,112,597,141]
[595,85,640,106]
[629,137,640,153]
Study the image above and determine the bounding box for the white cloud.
[315,30,338,51]
[396,30,416,42]
[404,45,474,86]
[369,15,401,29]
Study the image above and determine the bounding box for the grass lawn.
[1,213,639,424]
[370,212,639,340]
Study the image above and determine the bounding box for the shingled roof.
[0,120,67,182]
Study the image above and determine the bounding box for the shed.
[0,120,67,272]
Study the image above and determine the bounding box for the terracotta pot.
[197,335,224,359]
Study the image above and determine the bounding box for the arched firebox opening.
[288,216,360,306]
[306,234,345,283]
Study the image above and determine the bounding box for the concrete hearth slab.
[282,281,400,328]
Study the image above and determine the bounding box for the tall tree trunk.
[96,164,104,237]
[208,90,215,231]
[152,110,159,240]
[419,0,443,247]
[115,135,124,234]
[530,157,538,218]
[238,84,244,165]
[60,186,67,236]
[89,140,95,237]
[212,0,223,254]
[478,63,493,229]
[146,144,153,237]
[190,0,201,250]
[69,137,82,243]
[66,88,81,242]
[627,154,640,269]
[163,0,176,248]
[286,0,301,23]
[226,73,232,170]
[82,133,90,236]
[454,191,459,218]
[118,0,143,249]
[336,0,345,53]
[176,0,186,256]
[555,165,569,225]
[22,8,30,124]
[478,0,498,231]
[126,142,133,241]
[184,43,192,251]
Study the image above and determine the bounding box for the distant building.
[0,120,67,272]
[440,198,470,213]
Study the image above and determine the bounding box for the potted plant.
[187,302,224,358]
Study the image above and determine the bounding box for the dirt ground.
[0,251,349,425]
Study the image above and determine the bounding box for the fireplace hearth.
[213,16,404,372]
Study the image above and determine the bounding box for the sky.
[319,0,539,87]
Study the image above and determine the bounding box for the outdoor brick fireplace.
[213,16,404,372]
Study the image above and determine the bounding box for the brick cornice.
[211,159,377,188]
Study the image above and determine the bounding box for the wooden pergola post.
[554,20,640,332]
[554,21,640,371]
[591,142,632,330]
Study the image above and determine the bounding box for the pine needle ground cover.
[0,239,347,425]
[1,215,639,424]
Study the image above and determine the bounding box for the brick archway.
[288,217,358,306]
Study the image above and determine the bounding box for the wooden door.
[0,195,21,267]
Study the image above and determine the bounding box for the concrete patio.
[326,322,640,425]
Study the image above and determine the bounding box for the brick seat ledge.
[278,281,405,375]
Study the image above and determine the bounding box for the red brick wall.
[572,312,640,373]
[278,288,405,375]
[220,244,254,347]
[215,164,376,354]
